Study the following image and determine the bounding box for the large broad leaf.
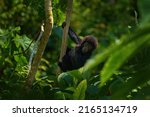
[73,80,87,100]
[100,33,150,87]
[57,72,74,88]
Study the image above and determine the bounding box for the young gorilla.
[58,22,98,72]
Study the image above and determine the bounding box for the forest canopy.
[0,0,150,100]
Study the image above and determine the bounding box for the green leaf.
[14,55,27,65]
[14,35,31,50]
[58,73,74,88]
[100,32,150,87]
[54,91,66,100]
[73,80,87,100]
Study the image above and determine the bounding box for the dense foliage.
[0,0,150,99]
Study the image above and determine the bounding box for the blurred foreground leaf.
[101,30,150,86]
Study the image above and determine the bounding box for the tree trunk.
[25,0,53,93]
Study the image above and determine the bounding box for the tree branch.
[59,0,73,62]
